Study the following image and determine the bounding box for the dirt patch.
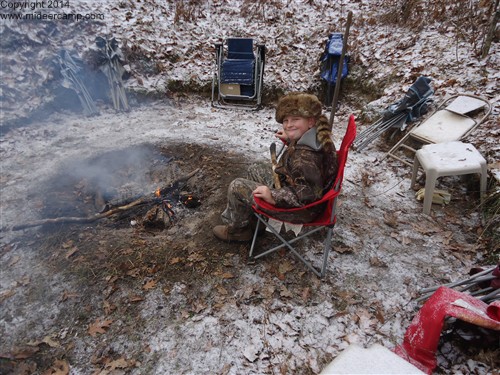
[0,101,497,374]
[0,140,323,373]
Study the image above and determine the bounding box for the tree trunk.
[481,0,499,59]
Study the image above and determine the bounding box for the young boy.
[213,92,338,242]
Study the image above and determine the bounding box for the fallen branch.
[10,168,201,231]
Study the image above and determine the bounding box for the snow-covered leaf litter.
[1,0,498,374]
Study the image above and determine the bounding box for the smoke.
[39,144,174,218]
[0,12,127,131]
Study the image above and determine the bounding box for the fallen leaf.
[375,307,385,324]
[334,246,353,254]
[212,269,235,279]
[43,359,69,375]
[301,287,310,302]
[105,357,132,370]
[88,318,113,337]
[42,335,61,348]
[105,275,119,284]
[191,301,207,314]
[187,253,205,262]
[103,300,117,315]
[61,290,80,302]
[126,268,140,278]
[61,240,74,249]
[383,212,398,228]
[169,257,183,265]
[143,280,157,290]
[17,275,30,286]
[278,260,294,274]
[369,256,387,267]
[0,289,16,303]
[280,286,293,298]
[0,345,39,360]
[128,295,144,303]
[8,255,20,267]
[261,285,275,300]
[65,246,78,259]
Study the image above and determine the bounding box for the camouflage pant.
[221,162,273,228]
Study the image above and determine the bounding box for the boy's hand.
[253,186,276,205]
[275,129,288,143]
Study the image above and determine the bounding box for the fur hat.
[275,92,322,124]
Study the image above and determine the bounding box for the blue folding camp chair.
[320,33,349,106]
[211,38,265,109]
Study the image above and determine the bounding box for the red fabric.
[394,287,500,374]
[491,265,500,289]
[252,114,356,226]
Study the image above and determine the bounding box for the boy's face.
[282,116,315,141]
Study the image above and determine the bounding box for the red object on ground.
[395,286,500,374]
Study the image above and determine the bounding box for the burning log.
[10,168,200,231]
[143,200,175,230]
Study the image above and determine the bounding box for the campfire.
[11,145,201,232]
[142,185,201,230]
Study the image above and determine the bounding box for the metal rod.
[419,266,497,294]
[353,112,407,150]
[479,289,500,302]
[329,11,352,129]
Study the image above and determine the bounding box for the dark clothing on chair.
[265,127,338,223]
[221,127,337,228]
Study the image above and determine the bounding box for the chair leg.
[410,155,421,189]
[320,227,334,278]
[211,73,217,106]
[250,217,327,278]
[423,169,438,215]
[479,163,487,206]
[249,214,265,258]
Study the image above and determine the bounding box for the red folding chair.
[249,115,356,277]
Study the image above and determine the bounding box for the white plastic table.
[320,344,425,374]
[410,142,487,215]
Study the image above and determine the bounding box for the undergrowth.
[377,0,498,58]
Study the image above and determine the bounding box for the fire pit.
[16,143,203,232]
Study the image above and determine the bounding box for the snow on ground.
[1,98,495,374]
[0,0,498,374]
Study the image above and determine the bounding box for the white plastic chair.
[387,94,491,167]
[410,141,487,215]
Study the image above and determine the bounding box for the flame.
[155,188,161,197]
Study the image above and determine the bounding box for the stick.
[10,168,201,231]
[328,11,353,130]
[12,197,149,230]
[270,142,281,189]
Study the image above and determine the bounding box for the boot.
[213,225,253,242]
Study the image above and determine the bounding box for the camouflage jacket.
[265,128,338,223]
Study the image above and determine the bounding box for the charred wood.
[10,168,200,231]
